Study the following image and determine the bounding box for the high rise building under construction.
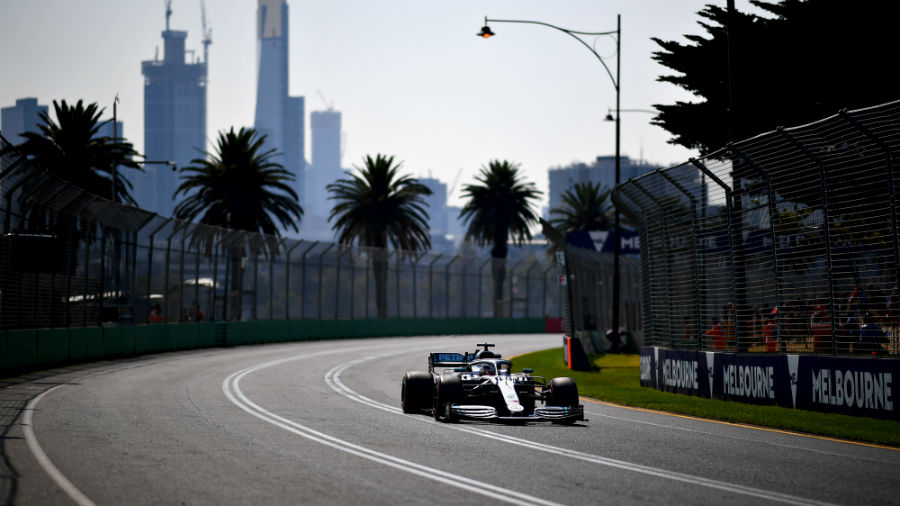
[139,2,208,217]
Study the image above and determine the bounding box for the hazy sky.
[0,0,765,207]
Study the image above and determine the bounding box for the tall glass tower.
[140,6,207,217]
[255,0,305,208]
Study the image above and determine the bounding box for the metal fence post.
[163,226,179,323]
[478,258,491,318]
[178,226,187,322]
[335,247,348,319]
[284,240,302,319]
[193,226,201,322]
[728,142,784,345]
[300,241,318,319]
[427,255,439,319]
[542,264,554,318]
[317,244,334,320]
[210,230,222,322]
[508,260,522,319]
[524,260,538,318]
[777,127,839,355]
[446,255,459,318]
[691,158,741,349]
[631,180,675,348]
[659,170,704,342]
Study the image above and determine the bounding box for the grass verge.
[518,347,900,447]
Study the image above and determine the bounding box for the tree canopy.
[652,0,900,154]
[459,160,542,260]
[173,127,303,236]
[327,153,432,252]
[0,99,141,204]
[550,181,613,234]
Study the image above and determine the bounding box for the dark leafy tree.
[173,127,303,319]
[550,181,613,233]
[459,160,542,317]
[327,154,432,317]
[652,0,900,155]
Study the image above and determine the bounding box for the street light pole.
[478,14,623,343]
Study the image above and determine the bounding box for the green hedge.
[0,317,547,376]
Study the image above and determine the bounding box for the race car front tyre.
[433,374,462,421]
[402,372,433,413]
[548,377,579,406]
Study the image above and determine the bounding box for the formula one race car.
[401,343,585,424]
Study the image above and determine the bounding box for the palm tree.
[173,127,303,234]
[0,99,141,204]
[459,160,542,317]
[550,181,613,234]
[173,127,303,319]
[327,154,431,318]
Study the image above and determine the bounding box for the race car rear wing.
[428,352,468,373]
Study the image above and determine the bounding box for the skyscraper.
[1,98,48,188]
[307,109,341,219]
[1,98,47,145]
[255,0,305,210]
[140,5,207,217]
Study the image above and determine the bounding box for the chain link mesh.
[1,135,564,330]
[613,100,900,356]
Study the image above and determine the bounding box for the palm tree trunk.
[228,244,243,321]
[373,249,388,318]
[491,238,508,318]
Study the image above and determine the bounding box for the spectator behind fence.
[682,316,696,346]
[148,303,163,324]
[722,303,735,350]
[811,304,832,353]
[706,317,725,350]
[860,313,887,355]
[842,311,860,354]
[764,308,779,353]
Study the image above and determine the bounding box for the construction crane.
[200,0,212,65]
[448,168,463,198]
[317,90,334,110]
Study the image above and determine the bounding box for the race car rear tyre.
[402,372,433,413]
[433,374,462,421]
[548,377,579,406]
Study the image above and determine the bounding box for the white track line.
[23,385,97,506]
[223,350,564,506]
[325,352,842,506]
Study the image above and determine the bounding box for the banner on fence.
[641,347,899,420]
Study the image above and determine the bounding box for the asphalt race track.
[2,334,898,505]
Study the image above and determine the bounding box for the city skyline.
[0,1,770,209]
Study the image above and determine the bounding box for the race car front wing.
[447,404,585,423]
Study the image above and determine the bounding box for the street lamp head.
[477,25,495,38]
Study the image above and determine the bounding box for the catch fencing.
[612,100,900,356]
[0,134,564,330]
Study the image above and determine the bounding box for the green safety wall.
[0,318,547,377]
